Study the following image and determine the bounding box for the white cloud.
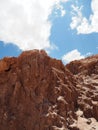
[0,0,67,51]
[70,0,98,34]
[62,49,84,64]
[85,52,92,57]
[70,5,83,30]
[61,9,66,17]
[54,2,66,17]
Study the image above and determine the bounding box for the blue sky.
[0,0,98,63]
[49,0,98,62]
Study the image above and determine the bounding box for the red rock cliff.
[0,50,78,130]
[0,50,98,130]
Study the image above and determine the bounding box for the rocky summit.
[0,50,98,130]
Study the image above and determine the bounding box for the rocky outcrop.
[0,50,98,130]
[66,55,98,121]
[0,50,78,130]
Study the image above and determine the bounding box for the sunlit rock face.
[0,50,98,130]
[66,55,98,130]
[66,55,98,119]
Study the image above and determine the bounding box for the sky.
[0,0,98,64]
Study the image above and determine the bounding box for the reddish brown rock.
[66,55,98,121]
[0,50,98,130]
[0,50,78,130]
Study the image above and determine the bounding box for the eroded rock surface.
[66,56,98,129]
[0,50,78,130]
[0,50,98,130]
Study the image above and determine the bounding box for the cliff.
[0,50,98,130]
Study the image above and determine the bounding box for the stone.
[66,55,98,121]
[0,50,78,130]
[0,50,98,130]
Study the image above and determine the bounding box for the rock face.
[0,50,98,130]
[66,55,98,121]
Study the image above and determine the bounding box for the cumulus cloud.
[70,0,98,34]
[0,0,67,51]
[62,49,84,64]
